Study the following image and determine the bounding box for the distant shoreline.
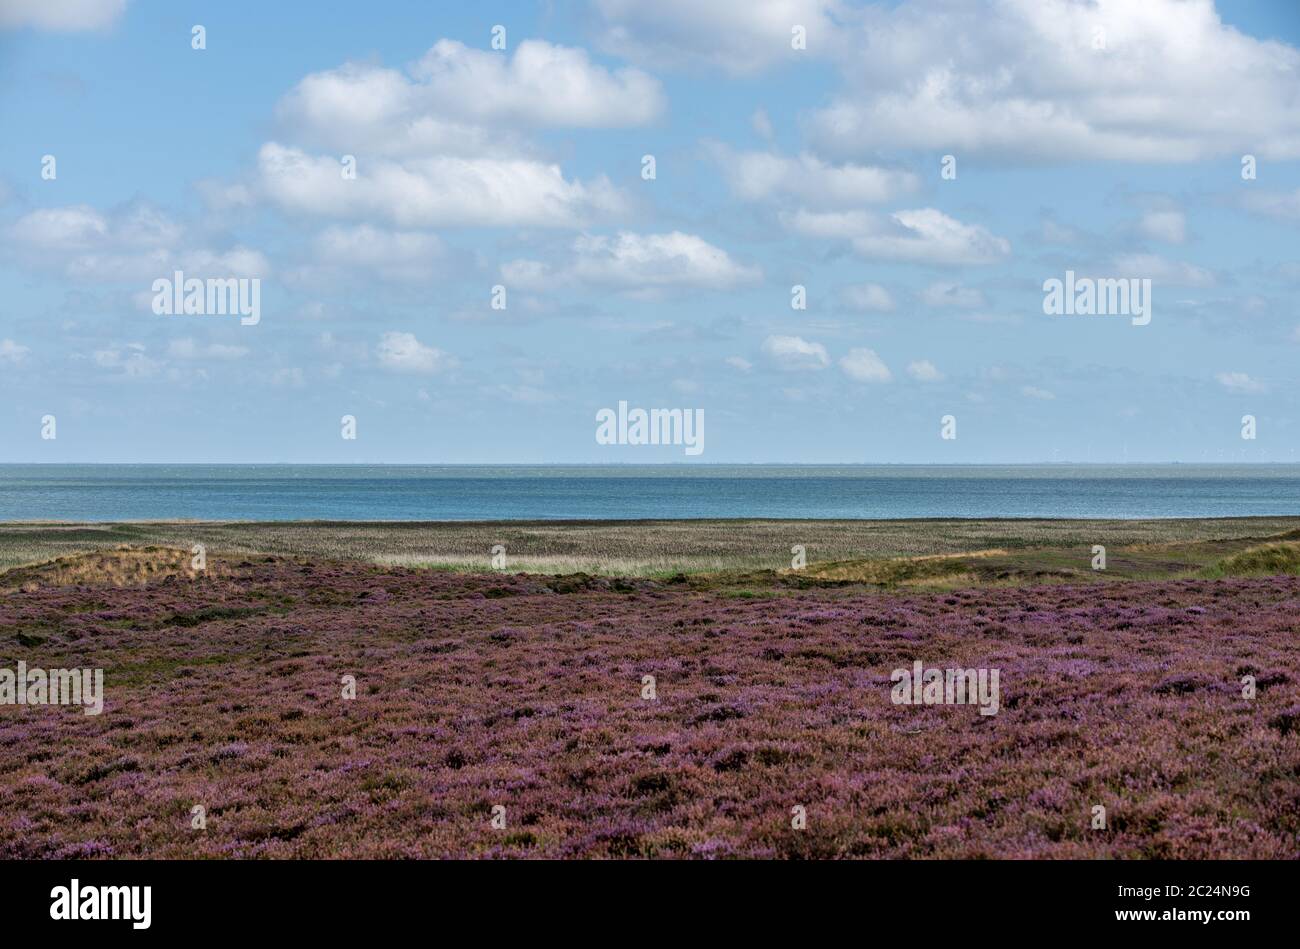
[3,461,1299,468]
[7,514,1300,525]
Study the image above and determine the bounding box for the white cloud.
[92,343,161,378]
[1020,385,1055,400]
[809,0,1300,162]
[377,331,455,374]
[573,232,759,289]
[726,356,753,372]
[1111,253,1215,287]
[407,39,664,127]
[242,38,662,230]
[841,282,894,312]
[920,281,985,307]
[9,205,109,248]
[1240,188,1300,223]
[177,247,268,279]
[1137,209,1187,244]
[906,359,942,381]
[195,179,256,211]
[763,334,829,371]
[784,207,1008,265]
[256,143,626,229]
[499,258,553,290]
[279,40,663,154]
[839,347,892,382]
[851,209,1011,266]
[0,0,126,31]
[507,231,760,292]
[276,63,492,157]
[1039,216,1084,245]
[0,339,30,363]
[306,224,449,283]
[716,147,919,206]
[780,208,874,239]
[590,0,844,75]
[6,202,265,284]
[1216,371,1264,393]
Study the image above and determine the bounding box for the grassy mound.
[0,545,209,592]
[1214,542,1300,577]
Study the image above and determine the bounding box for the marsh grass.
[1209,541,1300,578]
[5,518,1300,587]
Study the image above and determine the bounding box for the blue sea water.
[1,464,1298,521]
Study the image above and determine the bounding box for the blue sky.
[1,0,1298,463]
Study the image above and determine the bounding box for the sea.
[1,464,1298,522]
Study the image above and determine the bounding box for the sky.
[0,0,1298,464]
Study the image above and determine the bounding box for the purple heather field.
[1,559,1298,859]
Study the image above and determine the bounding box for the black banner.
[1,859,1283,935]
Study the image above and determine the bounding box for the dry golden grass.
[786,548,1010,583]
[0,545,215,593]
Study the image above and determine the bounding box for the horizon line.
[1,461,1297,468]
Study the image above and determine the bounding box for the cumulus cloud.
[280,40,663,152]
[1020,385,1055,400]
[715,147,919,206]
[852,209,1011,266]
[784,207,1009,264]
[296,224,454,284]
[275,63,499,159]
[92,343,162,378]
[1137,209,1187,244]
[571,232,760,289]
[231,38,662,229]
[907,359,942,381]
[780,208,874,239]
[1111,253,1215,287]
[409,39,664,126]
[504,231,760,292]
[763,334,830,371]
[1038,215,1085,245]
[1239,188,1300,223]
[839,347,892,382]
[0,339,30,363]
[314,225,442,263]
[808,0,1300,162]
[1216,371,1264,393]
[9,205,110,248]
[0,0,126,31]
[377,332,456,374]
[589,0,845,75]
[6,202,265,283]
[256,143,626,229]
[841,282,894,312]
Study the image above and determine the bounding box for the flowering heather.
[0,558,1297,859]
